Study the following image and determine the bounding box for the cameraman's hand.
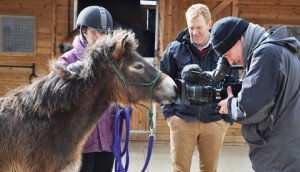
[218,86,234,114]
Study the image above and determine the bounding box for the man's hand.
[218,86,234,114]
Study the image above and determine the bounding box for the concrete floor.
[114,141,253,172]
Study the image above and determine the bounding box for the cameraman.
[211,17,300,171]
[160,4,237,172]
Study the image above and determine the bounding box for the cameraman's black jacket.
[160,28,237,123]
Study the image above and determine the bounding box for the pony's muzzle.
[158,74,178,104]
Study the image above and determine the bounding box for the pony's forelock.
[91,29,138,56]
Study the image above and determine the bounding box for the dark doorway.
[77,0,156,57]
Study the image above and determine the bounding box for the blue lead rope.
[113,107,154,172]
[114,108,130,172]
[141,134,154,172]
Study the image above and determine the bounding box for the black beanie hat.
[210,17,249,56]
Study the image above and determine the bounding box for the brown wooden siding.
[238,0,300,26]
[0,0,73,96]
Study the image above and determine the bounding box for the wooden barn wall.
[156,0,300,144]
[0,0,73,96]
[238,0,300,26]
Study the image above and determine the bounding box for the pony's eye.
[134,64,143,69]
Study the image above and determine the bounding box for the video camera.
[175,58,243,105]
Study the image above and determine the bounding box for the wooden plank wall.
[238,0,300,26]
[0,0,52,95]
[156,0,300,144]
[54,0,74,57]
[0,0,73,96]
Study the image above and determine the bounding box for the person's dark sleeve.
[159,45,176,119]
[228,45,280,124]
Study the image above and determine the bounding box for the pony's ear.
[112,34,129,60]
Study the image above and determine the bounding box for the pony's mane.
[1,29,138,118]
[86,28,138,60]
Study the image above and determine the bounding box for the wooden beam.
[52,0,57,57]
[232,0,239,17]
[211,0,233,17]
[238,0,300,6]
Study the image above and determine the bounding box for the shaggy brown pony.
[0,29,177,172]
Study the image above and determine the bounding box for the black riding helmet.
[76,6,114,41]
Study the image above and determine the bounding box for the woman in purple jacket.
[56,6,117,172]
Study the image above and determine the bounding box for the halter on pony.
[103,50,161,172]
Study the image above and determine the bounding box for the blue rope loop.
[114,106,155,172]
[141,134,154,172]
[114,107,130,172]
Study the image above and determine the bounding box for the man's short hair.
[185,3,211,23]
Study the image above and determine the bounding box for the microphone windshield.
[181,64,203,84]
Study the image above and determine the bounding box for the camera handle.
[204,57,230,81]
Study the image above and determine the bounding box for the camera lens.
[186,84,213,103]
